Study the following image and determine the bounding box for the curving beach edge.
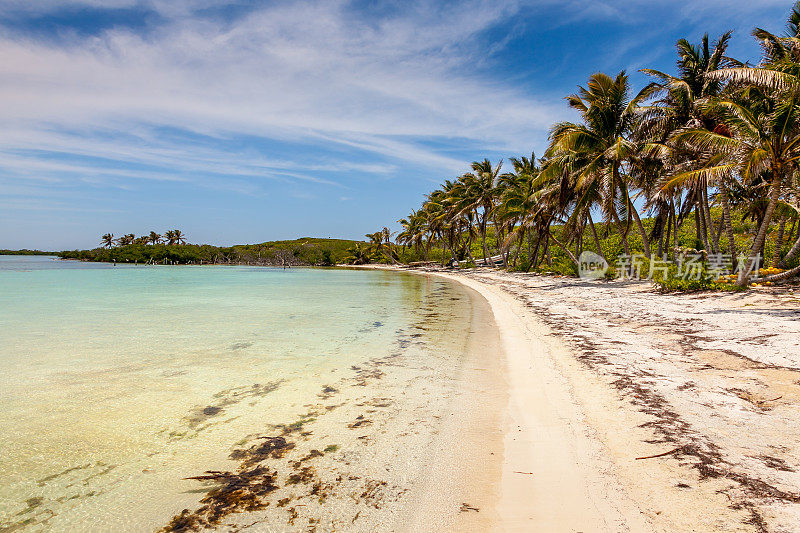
[375,265,800,533]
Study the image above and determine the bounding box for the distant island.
[0,249,57,256]
[55,232,366,267]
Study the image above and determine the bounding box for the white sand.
[425,268,800,532]
[161,264,800,532]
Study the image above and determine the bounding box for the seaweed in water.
[229,436,295,468]
[161,466,279,532]
[183,382,282,429]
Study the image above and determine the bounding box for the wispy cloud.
[0,0,793,248]
[0,0,558,184]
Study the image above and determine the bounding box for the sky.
[0,0,793,250]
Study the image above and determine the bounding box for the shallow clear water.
[0,256,472,531]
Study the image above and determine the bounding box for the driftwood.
[635,446,684,460]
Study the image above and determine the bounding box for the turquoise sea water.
[0,256,473,531]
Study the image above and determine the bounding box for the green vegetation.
[382,6,800,289]
[288,417,316,430]
[0,249,56,255]
[60,233,363,266]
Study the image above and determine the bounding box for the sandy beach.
[399,266,800,532]
[6,261,799,532]
[148,269,510,533]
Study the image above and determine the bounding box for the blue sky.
[0,0,792,250]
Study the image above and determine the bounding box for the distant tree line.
[59,237,363,266]
[0,249,56,255]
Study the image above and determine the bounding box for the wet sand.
[412,267,800,532]
[157,273,507,532]
[108,263,800,531]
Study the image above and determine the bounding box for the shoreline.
[364,265,800,531]
[5,259,798,531]
[390,267,663,531]
[0,265,504,532]
[425,269,654,531]
[154,267,510,532]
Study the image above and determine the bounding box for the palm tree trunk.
[779,233,800,268]
[480,215,489,266]
[527,231,534,269]
[549,231,578,266]
[703,186,719,254]
[611,210,631,256]
[720,185,736,269]
[720,187,736,257]
[587,212,606,261]
[545,238,552,266]
[511,224,525,268]
[512,238,522,268]
[673,201,680,256]
[737,172,783,286]
[761,263,800,282]
[464,239,477,265]
[630,202,651,257]
[524,231,539,273]
[772,216,787,267]
[696,195,710,252]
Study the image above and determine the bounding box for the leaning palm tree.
[148,231,162,245]
[101,233,115,248]
[545,71,656,257]
[497,153,549,266]
[460,159,502,264]
[397,210,429,259]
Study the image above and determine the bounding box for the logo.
[578,251,608,279]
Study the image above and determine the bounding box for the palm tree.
[642,32,738,257]
[345,243,371,265]
[148,231,162,245]
[365,229,397,263]
[545,71,656,257]
[397,210,429,259]
[497,153,550,266]
[116,233,135,246]
[461,159,502,264]
[101,233,115,248]
[678,6,800,284]
[165,230,187,245]
[669,94,800,284]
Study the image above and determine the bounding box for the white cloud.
[0,0,564,197]
[0,0,791,207]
